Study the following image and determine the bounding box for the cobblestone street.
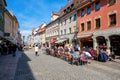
[14,49,120,80]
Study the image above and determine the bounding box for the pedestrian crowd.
[0,43,23,57]
[45,44,116,66]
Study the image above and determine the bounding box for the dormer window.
[67,7,70,12]
[64,9,66,13]
[87,6,91,14]
[71,4,74,9]
[95,1,101,11]
[81,9,85,17]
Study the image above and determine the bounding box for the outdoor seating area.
[45,45,116,66]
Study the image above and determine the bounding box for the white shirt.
[106,49,110,56]
[35,46,38,52]
[84,51,92,58]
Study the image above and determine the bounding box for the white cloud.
[17,13,41,30]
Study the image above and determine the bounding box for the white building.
[27,35,34,47]
[57,0,78,46]
[31,27,39,46]
[45,12,60,47]
[37,23,46,46]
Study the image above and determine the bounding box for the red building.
[77,0,120,55]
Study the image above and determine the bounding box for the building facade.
[17,30,22,45]
[4,9,13,42]
[27,35,34,47]
[77,0,120,55]
[37,23,46,46]
[0,0,7,37]
[32,27,40,46]
[45,13,59,47]
[30,23,46,47]
[45,0,80,47]
[4,9,20,44]
[12,16,19,43]
[57,0,78,47]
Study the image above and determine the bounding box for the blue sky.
[6,0,67,40]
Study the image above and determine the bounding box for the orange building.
[77,0,120,55]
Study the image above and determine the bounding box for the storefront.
[55,38,69,47]
[109,35,120,56]
[77,33,93,50]
[45,37,57,48]
[93,28,120,55]
[80,38,93,49]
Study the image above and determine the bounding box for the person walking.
[11,44,17,57]
[35,45,39,56]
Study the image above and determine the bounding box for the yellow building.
[4,9,19,44]
[17,31,22,45]
[4,9,13,40]
[0,0,7,37]
[12,15,19,43]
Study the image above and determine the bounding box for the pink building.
[77,0,120,55]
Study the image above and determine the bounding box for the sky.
[6,0,68,40]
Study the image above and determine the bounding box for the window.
[108,0,116,6]
[81,9,85,17]
[71,4,74,9]
[95,18,101,29]
[61,30,63,35]
[64,19,66,25]
[67,7,70,12]
[69,16,72,23]
[95,1,100,11]
[64,9,66,13]
[81,23,84,31]
[87,6,91,14]
[73,14,77,21]
[64,29,66,34]
[69,28,71,33]
[87,21,91,30]
[109,13,116,26]
[74,26,76,32]
[61,22,63,26]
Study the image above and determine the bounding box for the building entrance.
[80,38,93,49]
[109,35,120,56]
[96,36,107,49]
[96,36,106,45]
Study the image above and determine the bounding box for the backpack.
[98,52,108,62]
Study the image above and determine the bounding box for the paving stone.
[14,48,120,80]
[0,51,22,80]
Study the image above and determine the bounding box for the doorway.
[109,35,120,55]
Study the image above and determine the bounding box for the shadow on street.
[14,50,36,80]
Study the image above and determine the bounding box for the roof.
[52,12,61,16]
[4,0,7,6]
[77,0,96,10]
[2,0,7,6]
[35,23,46,34]
[46,0,76,27]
